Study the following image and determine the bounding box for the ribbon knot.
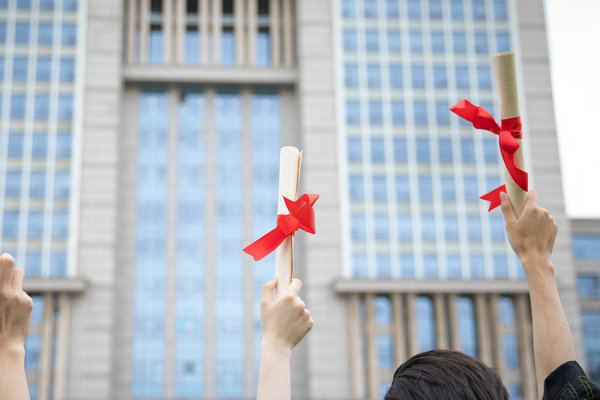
[450,99,528,211]
[243,193,319,261]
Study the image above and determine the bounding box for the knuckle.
[0,253,15,267]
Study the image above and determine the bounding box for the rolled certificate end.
[275,146,302,299]
[491,52,528,217]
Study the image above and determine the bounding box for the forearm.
[0,345,30,400]
[257,340,292,400]
[523,255,576,399]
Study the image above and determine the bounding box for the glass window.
[38,23,53,45]
[477,65,491,89]
[377,334,394,368]
[407,0,421,19]
[456,297,478,356]
[416,138,430,163]
[385,0,399,18]
[389,65,403,88]
[0,0,6,8]
[5,171,22,197]
[257,26,271,66]
[30,171,46,198]
[470,253,484,278]
[411,65,425,88]
[366,31,379,52]
[61,23,77,46]
[3,211,19,237]
[444,214,458,240]
[40,0,54,10]
[391,101,405,125]
[13,57,28,81]
[414,101,427,125]
[221,31,235,66]
[342,0,356,18]
[463,176,478,202]
[17,0,31,8]
[37,57,52,81]
[461,138,475,163]
[52,210,69,238]
[374,296,393,324]
[409,30,423,53]
[447,254,461,278]
[578,274,600,297]
[503,335,519,368]
[474,32,488,54]
[581,311,600,383]
[345,64,359,88]
[54,171,70,198]
[494,0,507,20]
[367,64,381,88]
[373,175,387,201]
[50,252,67,276]
[369,100,383,125]
[496,32,510,53]
[572,236,600,260]
[418,176,432,202]
[352,252,367,277]
[396,176,410,202]
[63,0,77,10]
[400,253,414,278]
[349,175,364,201]
[423,253,438,278]
[28,210,44,238]
[493,254,508,278]
[348,137,362,162]
[441,175,455,201]
[455,65,469,89]
[344,30,356,52]
[0,22,5,43]
[16,23,30,44]
[387,31,401,53]
[374,215,390,241]
[431,31,444,53]
[346,100,360,125]
[11,94,27,119]
[450,0,463,20]
[453,31,466,53]
[421,214,435,242]
[58,95,73,120]
[415,297,435,352]
[466,214,481,241]
[438,138,452,163]
[498,297,515,324]
[472,0,485,20]
[34,94,50,120]
[489,214,505,241]
[394,138,407,163]
[9,132,24,157]
[351,213,366,240]
[56,132,72,158]
[371,138,385,162]
[429,0,442,19]
[60,58,75,81]
[483,138,497,163]
[433,65,446,88]
[364,0,377,18]
[436,102,449,125]
[397,214,412,240]
[31,133,47,159]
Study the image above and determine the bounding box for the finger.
[0,253,16,291]
[261,277,277,305]
[527,189,538,207]
[500,192,517,225]
[287,278,302,297]
[10,268,24,291]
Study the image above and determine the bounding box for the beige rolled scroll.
[491,52,528,217]
[274,146,302,299]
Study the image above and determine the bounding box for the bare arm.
[0,253,33,400]
[257,278,313,400]
[500,190,576,399]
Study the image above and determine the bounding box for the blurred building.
[0,0,595,399]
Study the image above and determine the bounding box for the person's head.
[384,349,509,400]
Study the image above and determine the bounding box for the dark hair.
[384,349,510,400]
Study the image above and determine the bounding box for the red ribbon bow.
[243,194,319,261]
[450,99,528,211]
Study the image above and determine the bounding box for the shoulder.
[543,361,600,400]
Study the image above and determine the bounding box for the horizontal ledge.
[123,65,298,85]
[332,278,530,294]
[24,277,89,293]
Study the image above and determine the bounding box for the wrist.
[520,253,555,278]
[261,337,292,358]
[0,342,25,363]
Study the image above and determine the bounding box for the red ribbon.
[450,99,528,211]
[243,194,319,261]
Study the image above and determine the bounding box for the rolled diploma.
[491,52,528,217]
[274,146,302,299]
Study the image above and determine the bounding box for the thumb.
[500,191,517,225]
[261,277,278,306]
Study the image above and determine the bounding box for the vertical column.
[448,293,459,350]
[39,293,54,400]
[433,293,447,349]
[234,0,245,65]
[281,0,293,66]
[140,0,150,62]
[364,294,378,400]
[203,89,215,398]
[53,294,71,400]
[211,0,221,64]
[199,0,209,64]
[348,295,364,398]
[163,0,173,63]
[489,294,505,374]
[126,0,137,63]
[269,0,280,67]
[475,293,492,365]
[406,293,418,356]
[247,0,257,65]
[515,294,536,399]
[175,0,186,64]
[391,294,406,366]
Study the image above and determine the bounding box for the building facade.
[0,0,591,399]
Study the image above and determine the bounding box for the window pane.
[373,175,387,201]
[37,57,52,81]
[374,215,390,241]
[453,31,466,53]
[466,214,481,241]
[407,0,421,19]
[572,236,600,260]
[456,297,478,357]
[387,31,401,53]
[441,175,455,201]
[415,297,435,352]
[461,138,475,163]
[436,101,449,125]
[345,64,359,88]
[16,23,30,44]
[414,101,427,125]
[364,0,377,18]
[396,176,410,202]
[418,176,433,202]
[431,31,444,53]
[342,0,356,18]
[394,138,407,163]
[389,65,403,88]
[409,30,423,53]
[60,58,75,81]
[477,65,492,89]
[369,100,383,125]
[61,23,77,46]
[346,100,360,125]
[455,65,469,89]
[367,64,381,88]
[450,0,463,20]
[371,138,385,162]
[351,213,366,240]
[366,30,379,52]
[391,101,405,124]
[496,32,510,53]
[472,0,485,20]
[438,138,452,163]
[397,214,412,240]
[433,65,446,88]
[400,253,414,278]
[348,137,362,162]
[463,176,479,203]
[444,214,458,241]
[13,57,28,81]
[411,65,425,88]
[421,215,435,242]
